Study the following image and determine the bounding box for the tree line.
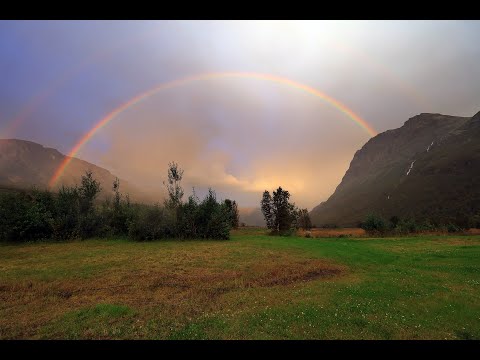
[359,213,474,235]
[0,162,240,242]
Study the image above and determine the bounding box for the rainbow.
[49,71,377,188]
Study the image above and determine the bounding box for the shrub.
[468,214,480,229]
[360,214,387,234]
[0,164,236,243]
[98,195,133,238]
[0,189,54,242]
[128,204,167,241]
[127,190,231,241]
[51,185,80,240]
[192,189,230,240]
[22,189,55,240]
[77,171,101,239]
[446,223,462,233]
[395,218,419,234]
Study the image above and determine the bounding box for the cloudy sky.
[1,20,479,209]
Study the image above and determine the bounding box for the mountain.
[310,111,480,227]
[0,139,159,203]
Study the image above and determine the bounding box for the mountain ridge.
[0,138,159,203]
[310,111,480,227]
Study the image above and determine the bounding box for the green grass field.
[1,228,479,339]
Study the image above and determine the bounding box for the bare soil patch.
[0,243,344,338]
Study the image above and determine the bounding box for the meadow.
[0,228,479,340]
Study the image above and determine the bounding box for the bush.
[51,185,80,240]
[127,190,231,241]
[128,204,168,241]
[446,223,462,233]
[23,189,55,240]
[394,218,419,234]
[468,214,480,229]
[0,164,236,243]
[360,213,472,235]
[98,196,134,238]
[0,190,54,242]
[185,189,230,240]
[360,214,387,234]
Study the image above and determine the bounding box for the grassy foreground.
[0,228,479,339]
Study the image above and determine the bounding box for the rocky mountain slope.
[310,111,480,227]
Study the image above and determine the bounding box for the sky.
[1,20,479,209]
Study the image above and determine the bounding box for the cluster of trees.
[0,162,240,242]
[359,213,470,235]
[260,186,311,235]
[0,171,105,242]
[128,161,239,241]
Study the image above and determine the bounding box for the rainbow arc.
[49,72,377,188]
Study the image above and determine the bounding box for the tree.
[195,189,230,240]
[298,208,312,230]
[163,161,184,208]
[113,177,121,210]
[224,199,240,229]
[231,200,239,229]
[163,162,185,236]
[52,185,80,240]
[78,170,101,214]
[109,177,131,235]
[272,187,292,232]
[77,170,101,239]
[289,203,300,230]
[261,190,274,229]
[261,187,298,234]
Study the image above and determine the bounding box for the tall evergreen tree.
[272,187,291,232]
[224,199,240,229]
[261,190,274,229]
[231,200,239,229]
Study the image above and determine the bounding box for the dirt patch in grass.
[0,242,344,339]
[145,259,342,291]
[1,258,342,300]
[246,260,342,287]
